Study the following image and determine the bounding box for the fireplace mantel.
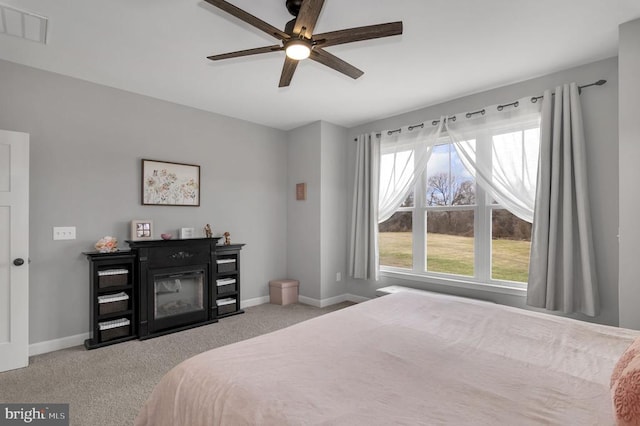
[127,238,244,339]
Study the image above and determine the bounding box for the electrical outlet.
[336,272,342,282]
[53,226,76,240]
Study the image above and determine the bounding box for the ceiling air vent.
[0,3,48,44]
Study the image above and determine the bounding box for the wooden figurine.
[204,224,213,238]
[223,231,231,245]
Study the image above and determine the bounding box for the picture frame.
[296,182,306,201]
[141,159,200,206]
[130,220,154,241]
[179,227,195,239]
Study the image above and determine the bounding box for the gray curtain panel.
[349,133,380,280]
[527,83,600,316]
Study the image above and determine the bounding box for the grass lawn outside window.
[379,232,531,283]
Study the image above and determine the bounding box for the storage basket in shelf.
[216,258,236,273]
[98,292,129,315]
[216,297,237,315]
[216,278,236,294]
[98,317,130,341]
[98,268,129,288]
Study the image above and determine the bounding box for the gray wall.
[618,18,640,329]
[286,122,322,300]
[346,57,620,326]
[0,59,288,344]
[319,122,348,300]
[286,121,349,304]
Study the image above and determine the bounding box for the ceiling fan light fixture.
[285,39,311,60]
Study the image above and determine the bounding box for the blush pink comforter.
[135,291,639,425]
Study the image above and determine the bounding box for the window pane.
[426,210,474,276]
[426,144,475,206]
[491,209,531,282]
[380,150,414,207]
[492,129,539,200]
[379,211,413,269]
[400,191,414,208]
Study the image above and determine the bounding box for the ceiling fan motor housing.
[286,0,302,16]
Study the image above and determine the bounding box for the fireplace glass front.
[154,270,205,321]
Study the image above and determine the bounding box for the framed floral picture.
[141,159,200,206]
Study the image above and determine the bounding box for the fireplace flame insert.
[151,268,206,332]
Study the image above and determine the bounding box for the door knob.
[13,258,24,266]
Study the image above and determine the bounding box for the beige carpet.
[0,302,354,426]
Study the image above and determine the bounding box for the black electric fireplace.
[151,267,206,333]
[128,238,220,339]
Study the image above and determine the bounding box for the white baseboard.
[297,295,321,307]
[28,294,370,356]
[29,332,89,356]
[29,296,272,356]
[240,295,270,309]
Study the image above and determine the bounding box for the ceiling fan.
[204,0,403,87]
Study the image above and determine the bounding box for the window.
[379,208,413,269]
[379,123,539,290]
[491,208,531,282]
[425,143,475,277]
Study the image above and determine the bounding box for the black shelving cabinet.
[213,244,245,318]
[83,251,137,349]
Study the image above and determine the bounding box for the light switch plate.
[53,226,76,240]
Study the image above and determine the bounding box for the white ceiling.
[1,0,639,131]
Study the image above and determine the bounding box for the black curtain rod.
[354,79,607,141]
[530,79,607,103]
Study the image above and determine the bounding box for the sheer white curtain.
[527,83,599,316]
[379,122,442,222]
[350,97,547,281]
[445,98,542,223]
[350,124,442,279]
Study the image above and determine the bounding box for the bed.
[135,290,640,425]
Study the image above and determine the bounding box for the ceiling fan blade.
[313,21,403,48]
[309,48,364,80]
[279,56,299,87]
[204,0,289,40]
[207,45,283,61]
[293,0,325,39]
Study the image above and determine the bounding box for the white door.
[0,129,29,372]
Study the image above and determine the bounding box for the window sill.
[379,268,527,297]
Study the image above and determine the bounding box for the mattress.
[135,291,639,425]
